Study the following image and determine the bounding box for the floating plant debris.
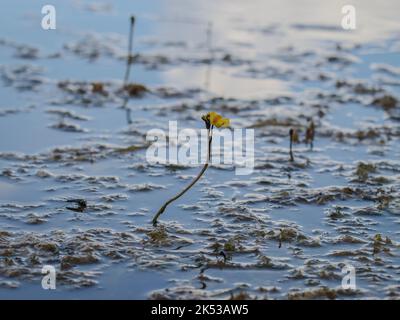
[122,83,149,97]
[66,199,87,212]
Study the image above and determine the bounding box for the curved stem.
[152,127,212,226]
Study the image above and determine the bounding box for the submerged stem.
[152,127,213,226]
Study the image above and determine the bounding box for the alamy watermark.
[146,121,254,175]
[41,5,56,30]
[341,264,356,290]
[341,5,356,30]
[41,265,56,290]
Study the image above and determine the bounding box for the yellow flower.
[202,112,230,128]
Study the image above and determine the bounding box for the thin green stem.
[152,127,212,226]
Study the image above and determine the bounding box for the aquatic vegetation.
[327,206,345,220]
[152,112,230,226]
[305,120,315,150]
[229,291,251,300]
[123,83,148,97]
[66,199,87,212]
[50,120,88,133]
[91,82,107,95]
[355,162,376,182]
[372,234,394,255]
[113,144,148,154]
[146,227,168,245]
[372,95,397,110]
[1,1,400,300]
[288,286,337,300]
[289,128,299,162]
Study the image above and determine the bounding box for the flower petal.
[202,112,230,128]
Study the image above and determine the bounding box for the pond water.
[0,0,399,299]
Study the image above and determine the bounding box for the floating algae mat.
[0,0,400,299]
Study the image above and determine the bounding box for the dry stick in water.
[152,127,213,226]
[123,16,135,85]
[121,16,135,121]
